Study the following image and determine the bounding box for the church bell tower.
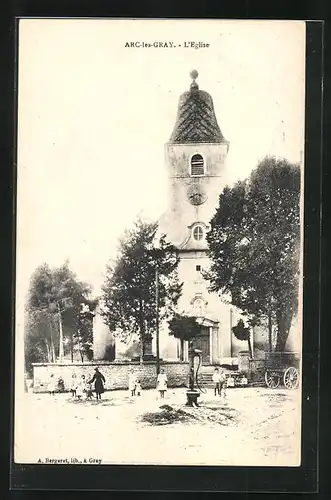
[164,70,229,250]
[160,70,231,364]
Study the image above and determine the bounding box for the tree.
[25,261,92,372]
[72,300,98,362]
[232,319,253,359]
[206,156,300,351]
[25,264,58,370]
[168,313,201,360]
[24,308,55,376]
[101,219,183,362]
[168,313,203,393]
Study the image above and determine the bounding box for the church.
[93,70,253,366]
[156,69,247,365]
[93,70,299,366]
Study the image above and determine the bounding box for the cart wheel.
[283,367,299,389]
[265,371,280,389]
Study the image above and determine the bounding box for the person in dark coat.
[90,367,106,400]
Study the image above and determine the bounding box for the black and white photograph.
[14,19,305,467]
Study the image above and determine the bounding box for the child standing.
[48,373,56,396]
[75,374,86,400]
[156,369,167,399]
[70,373,77,398]
[85,380,94,400]
[128,369,137,397]
[212,367,221,396]
[135,379,142,396]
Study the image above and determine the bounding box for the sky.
[16,19,306,300]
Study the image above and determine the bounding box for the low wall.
[238,352,266,385]
[32,360,189,393]
[249,359,266,384]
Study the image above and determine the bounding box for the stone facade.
[161,142,229,249]
[158,73,239,365]
[32,361,189,393]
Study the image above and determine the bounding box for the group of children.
[128,369,142,396]
[128,367,227,400]
[48,368,169,400]
[212,367,227,401]
[48,366,227,401]
[128,368,168,398]
[70,374,94,400]
[48,367,106,401]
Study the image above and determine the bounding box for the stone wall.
[238,351,266,384]
[32,360,189,393]
[249,359,267,384]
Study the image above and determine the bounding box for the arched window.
[193,298,204,317]
[193,225,204,241]
[190,153,204,176]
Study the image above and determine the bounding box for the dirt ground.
[14,386,301,466]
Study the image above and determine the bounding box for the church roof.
[169,70,226,144]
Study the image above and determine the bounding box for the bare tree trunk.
[268,310,273,352]
[247,336,253,360]
[45,339,51,362]
[58,302,64,362]
[71,332,74,363]
[139,298,144,364]
[49,316,56,362]
[51,337,55,363]
[275,309,293,352]
[48,320,55,362]
[230,308,233,357]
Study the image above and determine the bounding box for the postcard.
[14,19,305,468]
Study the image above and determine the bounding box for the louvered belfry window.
[190,153,204,176]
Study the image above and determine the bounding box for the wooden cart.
[264,351,300,389]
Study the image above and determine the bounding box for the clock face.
[187,184,207,206]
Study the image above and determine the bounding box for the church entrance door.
[192,327,210,365]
